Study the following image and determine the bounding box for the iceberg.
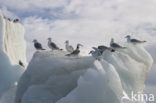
[0,10,27,65]
[0,10,25,98]
[15,43,153,103]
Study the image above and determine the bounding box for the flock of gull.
[3,16,19,23]
[32,35,146,60]
[2,16,146,65]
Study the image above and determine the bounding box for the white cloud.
[1,7,18,20]
[18,0,156,61]
[0,0,69,12]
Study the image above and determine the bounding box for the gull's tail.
[41,48,46,50]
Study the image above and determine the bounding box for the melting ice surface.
[0,9,153,103]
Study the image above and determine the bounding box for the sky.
[0,0,156,99]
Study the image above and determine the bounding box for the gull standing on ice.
[125,35,146,44]
[98,45,115,53]
[89,47,102,60]
[8,18,11,21]
[47,37,60,50]
[110,38,126,49]
[13,18,19,23]
[65,40,74,52]
[66,44,83,56]
[33,39,45,50]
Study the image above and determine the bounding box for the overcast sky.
[0,0,156,97]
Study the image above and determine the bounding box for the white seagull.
[65,40,74,52]
[66,44,83,56]
[125,35,146,44]
[33,39,45,50]
[110,38,126,49]
[89,47,102,60]
[47,38,60,50]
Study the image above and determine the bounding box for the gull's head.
[32,39,37,43]
[65,40,69,44]
[47,37,52,41]
[111,38,114,43]
[89,50,94,54]
[125,35,131,39]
